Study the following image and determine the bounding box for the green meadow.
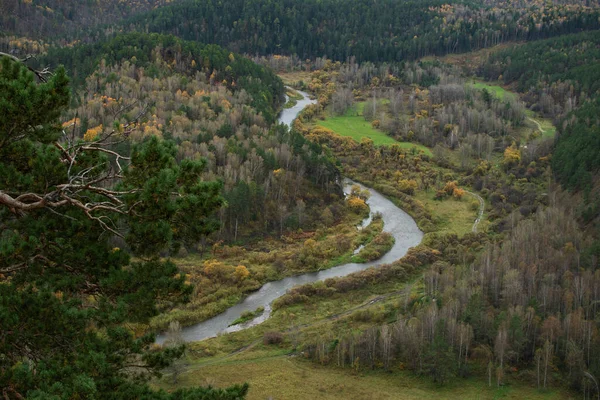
[317,103,432,156]
[467,80,518,102]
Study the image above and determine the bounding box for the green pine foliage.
[481,31,600,96]
[553,97,600,192]
[122,0,600,62]
[0,56,246,399]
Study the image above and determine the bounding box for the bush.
[263,331,284,345]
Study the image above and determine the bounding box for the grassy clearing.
[278,71,312,86]
[317,103,432,155]
[526,114,557,139]
[469,80,557,140]
[156,352,572,400]
[467,80,518,102]
[414,190,482,236]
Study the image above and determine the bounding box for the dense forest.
[0,0,165,38]
[37,33,286,122]
[44,33,342,242]
[3,0,600,62]
[123,0,600,61]
[0,55,250,399]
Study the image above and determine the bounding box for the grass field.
[157,351,574,400]
[317,103,433,155]
[414,190,484,236]
[526,113,557,139]
[278,71,313,86]
[468,80,518,102]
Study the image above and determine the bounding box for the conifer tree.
[0,56,247,399]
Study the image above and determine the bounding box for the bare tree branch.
[0,52,52,83]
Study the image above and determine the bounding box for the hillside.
[123,0,600,61]
[0,0,164,38]
[478,31,600,237]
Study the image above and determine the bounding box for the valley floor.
[157,349,574,399]
[154,64,571,400]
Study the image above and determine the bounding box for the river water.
[156,89,423,343]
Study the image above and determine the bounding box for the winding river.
[156,89,423,344]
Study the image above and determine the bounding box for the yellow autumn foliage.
[453,188,465,199]
[398,179,418,195]
[233,265,250,281]
[347,197,367,212]
[84,124,103,141]
[503,142,521,167]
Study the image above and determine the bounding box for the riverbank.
[154,90,423,341]
[157,180,423,343]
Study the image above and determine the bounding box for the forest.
[480,31,600,195]
[123,0,600,62]
[1,0,600,399]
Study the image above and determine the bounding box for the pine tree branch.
[0,52,51,83]
[0,191,68,211]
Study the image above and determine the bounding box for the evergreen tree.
[423,320,457,385]
[0,56,246,399]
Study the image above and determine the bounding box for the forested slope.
[0,0,164,38]
[44,33,340,242]
[480,31,600,231]
[38,33,285,123]
[123,0,600,61]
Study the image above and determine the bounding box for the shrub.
[233,265,250,281]
[347,197,368,212]
[263,331,284,345]
[443,181,458,195]
[398,179,418,195]
[453,188,465,199]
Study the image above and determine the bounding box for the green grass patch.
[526,116,556,139]
[414,190,480,236]
[283,99,297,109]
[467,80,518,102]
[156,350,572,400]
[317,103,432,155]
[469,80,557,140]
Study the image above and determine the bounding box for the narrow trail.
[465,190,485,233]
[527,116,544,134]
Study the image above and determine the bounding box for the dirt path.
[465,190,484,233]
[528,116,545,134]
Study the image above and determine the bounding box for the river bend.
[156,89,423,343]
